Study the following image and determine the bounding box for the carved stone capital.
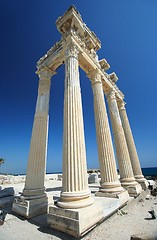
[65,43,79,59]
[117,100,126,110]
[106,88,116,101]
[36,67,56,95]
[87,69,102,85]
[36,66,56,80]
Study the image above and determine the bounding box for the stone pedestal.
[12,67,55,218]
[57,43,93,208]
[13,195,48,218]
[106,89,142,196]
[48,196,127,237]
[118,100,148,190]
[88,70,128,202]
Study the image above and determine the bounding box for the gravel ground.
[83,194,157,240]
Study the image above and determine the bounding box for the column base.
[134,176,148,190]
[57,190,94,209]
[99,181,124,195]
[12,193,48,218]
[121,177,137,187]
[138,180,149,190]
[126,184,142,197]
[22,187,45,196]
[95,189,129,206]
[48,196,126,237]
[120,178,142,196]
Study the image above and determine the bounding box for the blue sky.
[0,0,157,175]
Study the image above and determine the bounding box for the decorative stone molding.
[99,58,110,71]
[37,7,124,101]
[56,5,101,54]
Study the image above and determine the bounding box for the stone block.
[88,173,99,184]
[147,180,155,190]
[0,187,18,198]
[57,174,62,181]
[96,189,129,206]
[0,196,15,208]
[126,184,142,197]
[48,196,123,237]
[12,195,48,218]
[151,188,157,196]
[139,180,149,190]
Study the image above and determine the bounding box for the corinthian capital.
[117,100,126,110]
[65,43,79,59]
[87,69,102,85]
[106,88,116,100]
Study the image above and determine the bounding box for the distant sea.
[141,167,157,177]
[48,167,157,176]
[7,167,157,177]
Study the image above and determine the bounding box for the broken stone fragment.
[148,210,157,219]
[0,187,18,198]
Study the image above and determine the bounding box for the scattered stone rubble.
[0,175,26,185]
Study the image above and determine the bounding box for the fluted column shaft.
[58,43,93,209]
[89,71,123,195]
[118,101,147,187]
[23,67,55,197]
[106,89,137,187]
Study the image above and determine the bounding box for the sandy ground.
[0,179,157,240]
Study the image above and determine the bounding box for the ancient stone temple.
[12,6,148,237]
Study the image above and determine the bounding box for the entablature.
[56,6,101,52]
[36,6,124,101]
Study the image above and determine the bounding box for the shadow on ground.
[46,187,62,192]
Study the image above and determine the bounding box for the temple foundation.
[48,196,127,237]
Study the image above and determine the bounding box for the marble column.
[106,89,142,196]
[57,43,93,209]
[12,66,56,218]
[88,70,129,201]
[118,100,148,189]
